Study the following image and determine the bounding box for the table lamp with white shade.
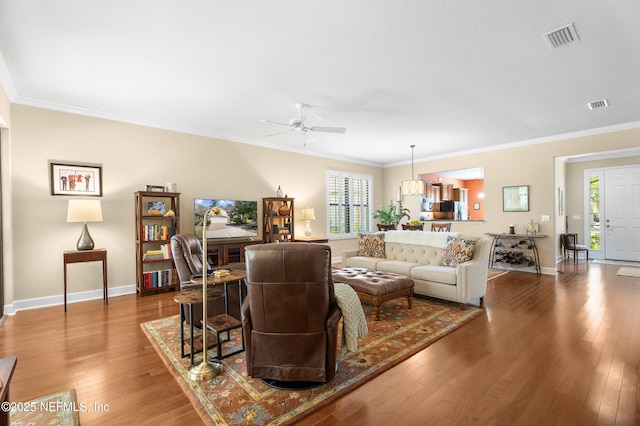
[67,199,103,250]
[301,207,316,238]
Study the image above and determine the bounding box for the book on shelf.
[143,244,172,260]
[142,225,176,241]
[142,268,175,289]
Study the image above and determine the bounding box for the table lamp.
[301,207,316,238]
[67,199,103,250]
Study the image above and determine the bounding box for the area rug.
[617,267,640,277]
[142,297,483,425]
[10,388,80,425]
[594,259,640,266]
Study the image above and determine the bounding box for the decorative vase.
[278,204,290,216]
[276,186,283,197]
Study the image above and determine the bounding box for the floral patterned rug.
[10,389,80,425]
[141,297,483,425]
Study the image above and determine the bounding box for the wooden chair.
[377,224,396,231]
[402,223,424,231]
[561,233,589,262]
[431,223,451,232]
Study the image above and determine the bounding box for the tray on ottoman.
[332,267,414,321]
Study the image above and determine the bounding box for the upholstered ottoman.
[332,267,414,321]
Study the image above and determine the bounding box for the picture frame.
[503,185,529,212]
[50,161,102,196]
[145,185,165,192]
[473,202,480,210]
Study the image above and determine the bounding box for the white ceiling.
[1,1,639,167]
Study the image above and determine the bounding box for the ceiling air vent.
[588,99,609,110]
[544,23,579,49]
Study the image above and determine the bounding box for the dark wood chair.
[402,223,424,231]
[377,224,396,231]
[561,233,589,262]
[431,222,451,232]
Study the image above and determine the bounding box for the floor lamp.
[188,208,223,381]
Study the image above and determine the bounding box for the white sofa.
[341,230,491,309]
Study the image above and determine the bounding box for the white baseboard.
[3,284,137,315]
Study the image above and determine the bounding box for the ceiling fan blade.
[265,129,294,137]
[260,119,290,127]
[309,126,347,134]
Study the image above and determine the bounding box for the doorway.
[603,166,640,261]
[585,165,640,261]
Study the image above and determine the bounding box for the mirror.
[415,167,484,221]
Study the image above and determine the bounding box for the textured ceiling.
[0,1,639,166]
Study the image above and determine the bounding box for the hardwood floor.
[1,260,639,425]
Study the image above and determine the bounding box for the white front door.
[604,166,640,261]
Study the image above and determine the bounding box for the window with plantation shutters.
[327,170,372,238]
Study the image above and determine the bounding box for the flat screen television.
[194,198,258,240]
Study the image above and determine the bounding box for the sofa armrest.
[455,239,491,305]
[342,249,359,266]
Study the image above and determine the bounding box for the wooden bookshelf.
[134,191,180,296]
[262,197,294,243]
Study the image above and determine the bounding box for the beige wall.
[7,104,383,308]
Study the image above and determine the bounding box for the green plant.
[373,200,410,227]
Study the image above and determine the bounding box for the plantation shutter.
[327,171,372,237]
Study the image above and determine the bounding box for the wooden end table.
[63,248,108,312]
[189,269,247,360]
[174,288,226,366]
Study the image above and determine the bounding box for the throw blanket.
[334,283,368,355]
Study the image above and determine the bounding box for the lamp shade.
[67,199,103,223]
[301,207,316,221]
[401,179,425,196]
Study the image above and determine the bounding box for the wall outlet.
[541,215,550,222]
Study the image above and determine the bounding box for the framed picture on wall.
[50,161,102,196]
[473,202,480,210]
[503,185,529,212]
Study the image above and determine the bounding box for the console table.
[63,248,108,312]
[487,233,546,275]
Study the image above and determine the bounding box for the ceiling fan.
[260,103,346,144]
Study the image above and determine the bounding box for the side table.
[190,269,246,360]
[0,357,17,426]
[174,288,226,366]
[63,248,108,312]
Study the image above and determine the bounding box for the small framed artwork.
[503,185,529,212]
[145,185,165,192]
[473,202,480,210]
[50,161,102,196]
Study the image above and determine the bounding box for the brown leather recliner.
[242,243,342,385]
[171,234,244,325]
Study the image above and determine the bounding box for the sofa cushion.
[344,256,385,270]
[376,260,418,277]
[440,236,477,267]
[357,232,386,258]
[410,265,458,285]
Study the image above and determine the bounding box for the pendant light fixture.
[478,168,485,199]
[401,145,425,196]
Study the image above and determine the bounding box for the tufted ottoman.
[332,267,414,321]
